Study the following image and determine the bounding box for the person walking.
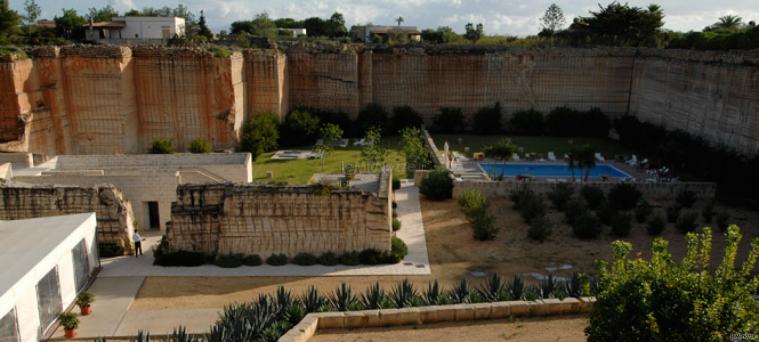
[133,230,143,257]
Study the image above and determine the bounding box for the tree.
[705,15,744,32]
[54,8,86,40]
[197,10,212,39]
[587,226,758,340]
[540,3,565,35]
[421,26,459,44]
[0,0,21,44]
[22,0,40,39]
[86,5,118,22]
[562,2,664,47]
[568,144,596,181]
[326,12,347,37]
[400,127,432,178]
[464,22,483,42]
[360,127,386,171]
[240,113,279,159]
[314,123,343,170]
[395,16,404,26]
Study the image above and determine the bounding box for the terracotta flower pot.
[64,328,76,338]
[80,304,92,316]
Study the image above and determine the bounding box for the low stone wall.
[166,171,393,257]
[0,184,134,251]
[279,297,595,342]
[453,179,716,203]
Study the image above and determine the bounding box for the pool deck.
[455,158,649,182]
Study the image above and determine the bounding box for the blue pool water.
[480,163,631,178]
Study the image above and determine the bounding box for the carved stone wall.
[0,184,134,250]
[166,174,392,257]
[1,46,757,155]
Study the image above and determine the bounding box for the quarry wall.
[1,46,757,155]
[165,170,392,257]
[0,184,134,250]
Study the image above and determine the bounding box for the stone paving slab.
[98,183,430,277]
[114,308,220,336]
[50,277,145,339]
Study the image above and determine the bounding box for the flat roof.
[0,213,95,305]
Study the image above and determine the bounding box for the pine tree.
[197,10,212,39]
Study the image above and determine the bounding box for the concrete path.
[98,183,430,277]
[50,277,144,339]
[114,309,219,336]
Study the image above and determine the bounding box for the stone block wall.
[166,174,392,257]
[0,184,134,250]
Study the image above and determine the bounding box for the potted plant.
[76,292,95,316]
[59,312,79,338]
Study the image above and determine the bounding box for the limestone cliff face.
[0,46,757,155]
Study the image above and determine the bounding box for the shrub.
[240,113,280,159]
[634,200,653,223]
[597,203,617,226]
[189,138,212,153]
[646,211,666,235]
[517,194,546,225]
[564,197,588,225]
[458,190,489,221]
[153,246,207,267]
[150,139,175,154]
[400,127,433,177]
[607,183,642,210]
[338,251,360,265]
[547,183,574,211]
[545,106,610,137]
[317,252,338,266]
[389,236,408,262]
[392,178,401,190]
[358,249,383,265]
[508,109,544,135]
[572,212,602,239]
[356,103,388,134]
[580,185,606,209]
[98,242,124,258]
[471,102,502,134]
[472,213,498,241]
[280,109,321,147]
[586,227,759,341]
[392,218,401,231]
[59,312,79,330]
[292,253,318,266]
[266,253,289,266]
[419,169,453,200]
[527,216,552,242]
[666,205,681,223]
[433,107,465,133]
[675,210,699,234]
[483,139,518,161]
[701,204,715,223]
[242,254,263,266]
[76,292,95,307]
[390,106,423,134]
[610,212,633,237]
[715,212,730,232]
[215,254,245,268]
[675,189,697,208]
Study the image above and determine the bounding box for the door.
[147,201,160,230]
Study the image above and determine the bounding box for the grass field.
[252,137,405,184]
[433,134,631,158]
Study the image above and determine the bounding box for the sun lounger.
[548,152,556,161]
[626,154,638,166]
[511,153,520,161]
[595,152,605,162]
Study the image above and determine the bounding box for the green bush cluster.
[527,216,552,242]
[98,242,125,258]
[458,189,498,240]
[240,113,279,159]
[667,27,759,50]
[610,212,633,237]
[419,169,453,200]
[510,186,546,225]
[471,102,502,134]
[432,107,466,133]
[483,138,518,161]
[189,138,212,153]
[508,109,544,135]
[580,185,606,210]
[547,183,574,211]
[607,183,642,210]
[149,139,175,154]
[400,127,434,178]
[572,212,602,239]
[675,210,699,234]
[587,226,758,341]
[153,239,208,267]
[215,253,245,268]
[646,211,666,236]
[392,217,401,231]
[545,106,609,138]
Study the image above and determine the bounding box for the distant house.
[350,25,421,43]
[278,28,307,38]
[84,16,186,44]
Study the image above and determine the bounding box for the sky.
[11,0,759,36]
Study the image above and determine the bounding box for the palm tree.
[395,16,404,26]
[568,144,596,182]
[717,15,742,29]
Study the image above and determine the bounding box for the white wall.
[115,17,186,39]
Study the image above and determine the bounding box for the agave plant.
[330,283,358,311]
[478,273,507,302]
[524,284,543,301]
[564,272,588,298]
[540,275,557,298]
[422,280,444,305]
[168,326,202,342]
[301,285,326,313]
[361,282,385,309]
[508,275,525,300]
[390,279,417,308]
[129,331,151,342]
[205,324,229,342]
[449,279,471,304]
[284,304,305,326]
[259,320,292,342]
[275,286,294,313]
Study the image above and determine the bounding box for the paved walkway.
[99,183,430,277]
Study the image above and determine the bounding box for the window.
[72,239,91,292]
[0,308,19,342]
[36,268,62,337]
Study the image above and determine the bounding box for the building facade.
[85,16,186,43]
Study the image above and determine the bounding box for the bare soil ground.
[132,196,758,311]
[311,315,589,342]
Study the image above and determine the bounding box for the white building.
[350,25,421,43]
[85,16,186,43]
[0,213,98,342]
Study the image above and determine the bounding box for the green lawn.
[253,137,405,184]
[433,134,631,158]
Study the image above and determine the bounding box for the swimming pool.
[479,163,631,179]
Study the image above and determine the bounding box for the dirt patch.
[311,315,589,342]
[131,196,758,311]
